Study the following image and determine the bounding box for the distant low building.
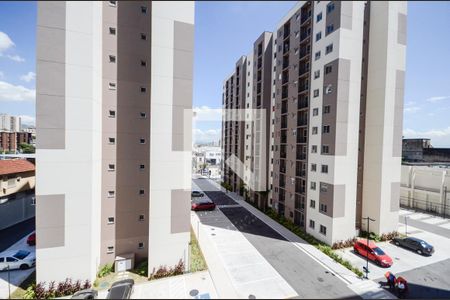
[0,131,33,153]
[0,159,36,230]
[403,138,450,163]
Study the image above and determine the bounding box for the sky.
[0,1,449,146]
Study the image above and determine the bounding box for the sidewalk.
[208,179,395,299]
[96,271,217,299]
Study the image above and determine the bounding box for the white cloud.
[0,81,35,102]
[6,54,25,62]
[0,71,4,79]
[403,127,450,147]
[426,96,450,103]
[404,106,421,113]
[19,115,35,126]
[194,128,221,143]
[0,32,14,53]
[193,106,223,121]
[20,71,35,82]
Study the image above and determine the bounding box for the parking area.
[335,209,450,298]
[0,231,35,299]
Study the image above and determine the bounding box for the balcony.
[283,57,289,69]
[298,84,309,94]
[281,115,287,129]
[281,100,288,114]
[297,117,307,127]
[280,159,286,173]
[297,135,307,144]
[296,152,306,161]
[281,131,287,144]
[295,194,305,210]
[283,42,290,55]
[298,97,308,110]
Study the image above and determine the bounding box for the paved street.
[193,178,358,299]
[0,218,35,252]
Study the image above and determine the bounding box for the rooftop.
[0,159,35,176]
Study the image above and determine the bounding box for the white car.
[0,250,36,271]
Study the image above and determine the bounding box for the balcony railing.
[297,136,307,144]
[297,118,307,127]
[298,98,308,110]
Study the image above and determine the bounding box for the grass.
[264,208,364,278]
[11,271,35,299]
[189,228,207,272]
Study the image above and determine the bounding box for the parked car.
[353,240,393,267]
[106,279,134,299]
[71,289,98,299]
[191,199,216,211]
[393,236,434,256]
[0,250,36,271]
[191,191,204,198]
[27,233,36,246]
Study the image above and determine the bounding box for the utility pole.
[444,186,447,219]
[405,216,408,236]
[362,216,375,279]
[7,265,11,299]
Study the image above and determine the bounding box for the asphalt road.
[193,179,358,299]
[374,258,450,299]
[0,218,35,252]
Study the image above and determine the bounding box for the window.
[108,191,115,198]
[109,55,116,63]
[310,182,316,190]
[312,145,317,153]
[323,105,331,114]
[140,33,147,40]
[312,127,318,135]
[315,51,321,60]
[325,84,332,94]
[141,6,147,13]
[314,70,320,79]
[138,242,144,249]
[140,112,147,119]
[320,203,328,213]
[311,163,317,172]
[139,189,145,195]
[109,110,116,118]
[327,2,335,14]
[310,199,316,208]
[108,82,116,90]
[139,214,145,221]
[108,1,117,7]
[320,182,328,192]
[326,24,334,35]
[313,108,319,116]
[322,145,329,154]
[309,219,315,229]
[316,12,322,22]
[108,137,115,144]
[139,138,146,144]
[109,27,116,35]
[325,44,333,54]
[320,225,327,235]
[321,165,328,173]
[313,89,319,98]
[139,164,145,170]
[325,65,332,74]
[107,246,114,254]
[141,60,147,67]
[31,197,36,206]
[316,32,322,42]
[140,87,147,93]
[107,217,115,224]
[323,125,330,133]
[108,164,115,171]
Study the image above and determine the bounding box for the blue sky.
[0,2,449,146]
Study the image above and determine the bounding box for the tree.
[19,143,35,154]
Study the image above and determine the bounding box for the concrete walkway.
[203,178,395,299]
[96,271,218,299]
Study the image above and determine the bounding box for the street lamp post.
[362,216,375,279]
[7,265,11,299]
[444,186,447,219]
[405,216,408,236]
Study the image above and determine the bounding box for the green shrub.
[97,264,114,278]
[134,260,148,277]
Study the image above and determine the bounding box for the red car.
[27,233,36,246]
[353,239,393,267]
[191,199,216,211]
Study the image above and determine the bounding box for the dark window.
[140,33,147,40]
[309,219,315,229]
[323,105,331,114]
[141,6,147,13]
[325,65,332,74]
[140,87,147,93]
[320,225,327,235]
[327,2,335,14]
[326,24,334,35]
[323,125,330,133]
[320,203,328,213]
[310,200,316,208]
[109,27,116,35]
[316,12,322,22]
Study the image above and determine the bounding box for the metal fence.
[400,196,450,219]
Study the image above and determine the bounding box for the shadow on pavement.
[0,218,35,252]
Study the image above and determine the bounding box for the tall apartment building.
[36,1,194,283]
[0,114,21,132]
[0,131,32,152]
[222,1,406,245]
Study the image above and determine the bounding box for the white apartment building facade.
[222,1,407,245]
[0,114,21,132]
[36,1,194,283]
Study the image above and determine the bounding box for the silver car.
[0,250,36,271]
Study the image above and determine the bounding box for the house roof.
[0,159,35,176]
